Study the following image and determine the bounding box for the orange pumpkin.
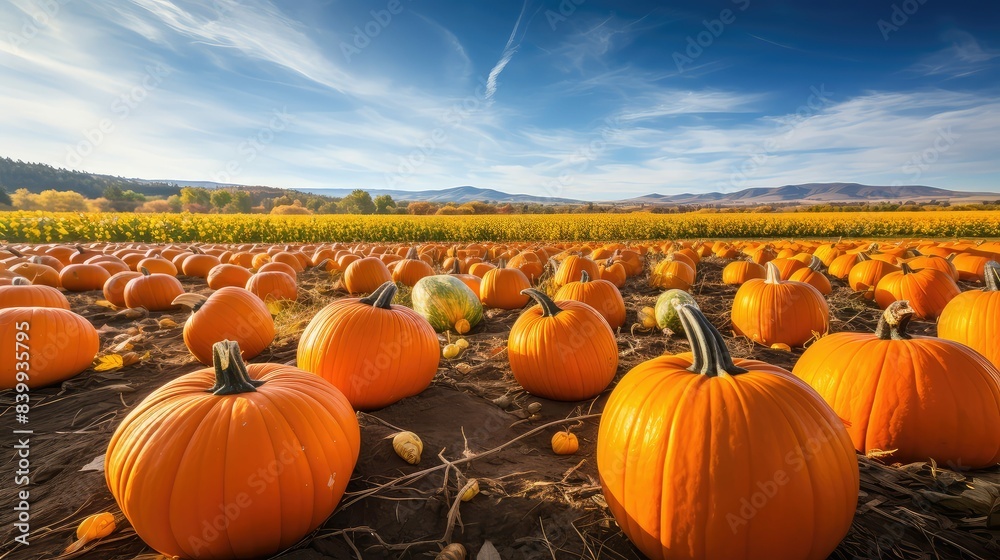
[650,254,695,291]
[598,259,627,288]
[271,251,306,273]
[246,270,298,302]
[827,252,861,280]
[953,252,989,282]
[551,431,579,455]
[480,261,531,309]
[59,263,111,292]
[508,251,544,282]
[721,260,765,286]
[794,301,1000,468]
[206,263,253,290]
[731,262,829,347]
[553,255,600,288]
[136,256,177,276]
[847,253,899,295]
[938,261,1000,369]
[554,270,626,329]
[874,262,960,320]
[123,268,184,311]
[297,282,439,410]
[448,259,482,295]
[391,247,435,287]
[103,271,143,308]
[905,253,958,281]
[105,340,361,559]
[788,256,832,295]
[1,307,100,389]
[598,304,858,560]
[174,287,275,365]
[9,262,61,287]
[508,289,618,401]
[343,257,392,295]
[0,277,70,309]
[181,253,222,278]
[768,257,806,280]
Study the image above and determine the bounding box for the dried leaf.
[158,317,178,329]
[93,354,124,372]
[454,363,473,374]
[477,540,501,560]
[94,299,116,309]
[79,455,105,473]
[487,346,506,358]
[120,352,142,367]
[265,300,284,315]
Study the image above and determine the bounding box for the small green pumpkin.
[412,275,484,332]
[654,289,698,333]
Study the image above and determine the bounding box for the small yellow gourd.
[638,306,657,329]
[435,543,468,560]
[443,343,461,359]
[551,431,579,455]
[392,431,423,465]
[454,318,471,334]
[460,479,480,502]
[64,512,115,553]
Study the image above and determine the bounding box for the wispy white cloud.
[485,0,530,105]
[909,30,999,79]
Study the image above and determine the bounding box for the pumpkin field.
[2,235,1000,560]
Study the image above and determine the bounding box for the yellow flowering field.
[2,210,1000,243]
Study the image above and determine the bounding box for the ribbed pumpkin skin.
[343,257,392,294]
[181,254,222,278]
[0,282,70,310]
[938,280,1000,369]
[721,261,764,285]
[827,253,859,280]
[137,257,177,276]
[246,271,298,302]
[508,299,618,401]
[412,275,483,332]
[848,259,899,293]
[104,359,361,559]
[206,264,253,290]
[953,253,989,282]
[554,256,601,288]
[731,266,829,347]
[60,263,111,292]
[598,356,858,560]
[480,267,531,309]
[873,267,960,320]
[793,324,1000,467]
[555,275,626,329]
[906,255,959,281]
[508,252,544,281]
[599,261,627,287]
[182,288,275,365]
[103,271,143,308]
[124,272,184,311]
[650,258,695,290]
[10,262,61,287]
[1,307,99,389]
[297,295,439,410]
[392,258,435,287]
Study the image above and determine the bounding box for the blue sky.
[1,0,998,200]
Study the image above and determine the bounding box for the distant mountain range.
[619,183,1000,205]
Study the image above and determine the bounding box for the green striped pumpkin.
[654,289,698,334]
[412,275,484,332]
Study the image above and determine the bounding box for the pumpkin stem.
[7,247,24,257]
[764,261,781,284]
[579,270,590,283]
[946,253,956,263]
[874,301,915,340]
[497,258,507,269]
[359,281,396,308]
[522,288,562,317]
[450,258,461,274]
[676,304,747,377]
[856,253,871,262]
[808,255,823,272]
[900,262,915,275]
[140,266,151,276]
[984,261,1000,292]
[172,293,208,312]
[12,277,31,286]
[910,248,924,257]
[405,247,418,260]
[209,340,264,394]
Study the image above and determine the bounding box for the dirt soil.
[1,256,998,560]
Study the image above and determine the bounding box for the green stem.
[522,288,562,317]
[208,340,264,394]
[579,270,590,283]
[676,304,747,377]
[900,262,915,275]
[359,281,397,309]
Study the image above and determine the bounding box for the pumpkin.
[298,282,439,410]
[731,262,829,347]
[9,262,61,287]
[650,254,695,291]
[553,255,601,288]
[1,307,100,389]
[467,261,496,278]
[0,277,70,310]
[813,242,842,266]
[174,287,275,365]
[480,261,531,309]
[59,263,111,292]
[245,270,298,302]
[412,275,483,333]
[598,258,627,288]
[793,301,1000,468]
[180,253,222,278]
[508,289,618,401]
[271,251,306,273]
[788,256,832,295]
[952,252,989,282]
[769,257,806,280]
[847,253,899,295]
[123,268,184,311]
[206,263,253,290]
[256,261,298,278]
[654,289,698,333]
[105,340,361,559]
[136,256,177,276]
[343,257,392,294]
[937,261,1000,369]
[554,270,626,329]
[508,251,544,282]
[873,262,960,320]
[391,247,435,287]
[597,304,858,560]
[448,259,482,295]
[551,431,579,455]
[827,252,861,280]
[721,260,765,285]
[103,271,143,308]
[27,254,64,272]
